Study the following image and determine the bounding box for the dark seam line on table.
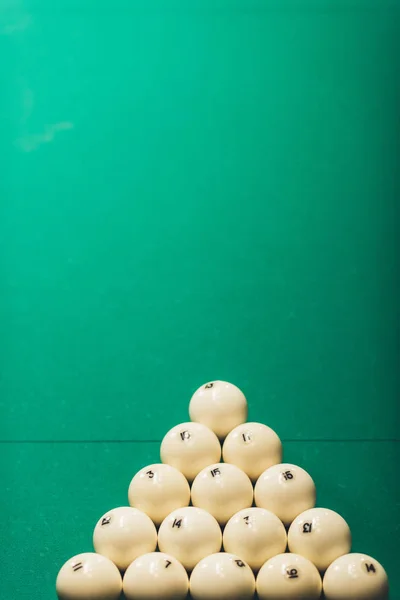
[284,438,400,443]
[0,438,399,444]
[0,439,132,443]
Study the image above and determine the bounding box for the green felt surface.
[1,1,399,598]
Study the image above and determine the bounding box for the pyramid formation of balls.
[56,381,389,600]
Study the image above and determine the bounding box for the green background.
[1,0,399,598]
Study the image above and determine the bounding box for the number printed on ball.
[285,566,300,580]
[281,469,295,482]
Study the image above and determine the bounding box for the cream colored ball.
[92,506,157,571]
[123,552,188,600]
[288,507,352,572]
[128,463,190,526]
[158,506,222,571]
[191,462,253,526]
[254,463,316,526]
[190,553,255,600]
[189,380,247,439]
[160,422,221,481]
[56,553,122,600]
[256,553,322,599]
[222,422,282,481]
[223,507,287,572]
[323,553,389,600]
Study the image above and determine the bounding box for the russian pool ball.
[190,552,255,600]
[92,506,157,571]
[223,507,287,571]
[158,506,222,571]
[128,463,190,526]
[323,553,389,600]
[256,552,322,599]
[254,463,316,526]
[160,422,221,481]
[288,507,352,571]
[189,381,247,439]
[123,552,188,600]
[191,462,253,525]
[56,553,122,600]
[222,422,282,482]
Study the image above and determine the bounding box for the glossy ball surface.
[123,552,188,600]
[160,422,221,481]
[190,552,255,600]
[222,422,282,482]
[323,553,389,600]
[189,381,247,439]
[92,506,157,571]
[56,553,122,600]
[128,463,190,526]
[288,507,352,572]
[256,552,322,599]
[254,463,316,526]
[191,463,253,526]
[223,507,287,571]
[158,506,222,571]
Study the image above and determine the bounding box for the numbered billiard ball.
[288,507,352,572]
[191,463,253,526]
[189,381,247,439]
[160,422,221,481]
[158,506,222,571]
[222,422,282,482]
[254,463,316,526]
[190,552,255,600]
[123,552,188,600]
[56,552,122,600]
[323,553,389,600]
[92,506,157,571]
[223,507,287,572]
[128,463,190,526]
[256,553,322,599]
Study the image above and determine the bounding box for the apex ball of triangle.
[188,380,248,439]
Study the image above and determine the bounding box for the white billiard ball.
[288,507,352,572]
[128,463,190,526]
[323,553,389,600]
[256,552,322,599]
[158,506,222,571]
[123,552,189,600]
[160,422,221,481]
[190,552,255,600]
[191,463,253,526]
[222,422,282,482]
[254,463,316,526]
[92,506,157,571]
[56,552,122,600]
[223,507,287,572]
[189,381,247,439]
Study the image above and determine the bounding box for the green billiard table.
[1,1,399,598]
